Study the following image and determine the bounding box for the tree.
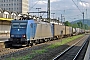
[64,21,90,30]
[72,23,78,28]
[84,24,89,30]
[64,21,71,26]
[77,21,83,28]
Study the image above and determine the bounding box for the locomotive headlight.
[11,35,14,37]
[22,35,26,38]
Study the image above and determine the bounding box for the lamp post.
[47,0,50,22]
[61,14,65,24]
[36,8,41,17]
[82,12,84,29]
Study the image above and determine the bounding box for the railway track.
[0,35,89,59]
[0,46,32,59]
[53,35,89,60]
[0,42,48,59]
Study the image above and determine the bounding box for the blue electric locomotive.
[8,19,54,46]
[10,20,32,46]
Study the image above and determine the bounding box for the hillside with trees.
[63,20,90,30]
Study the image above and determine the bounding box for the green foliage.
[72,23,78,28]
[77,21,83,28]
[64,21,71,26]
[7,49,47,60]
[64,21,89,29]
[76,21,89,29]
[84,24,89,30]
[32,49,47,54]
[7,54,35,60]
[47,34,84,49]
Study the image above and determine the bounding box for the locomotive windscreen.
[10,22,27,38]
[12,23,27,28]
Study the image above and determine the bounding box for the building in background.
[0,0,29,14]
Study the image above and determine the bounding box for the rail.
[53,35,89,60]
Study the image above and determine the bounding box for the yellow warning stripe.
[0,18,13,21]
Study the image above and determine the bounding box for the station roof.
[0,18,13,21]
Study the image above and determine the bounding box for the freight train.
[5,18,89,47]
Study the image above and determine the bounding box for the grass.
[32,49,47,54]
[47,34,84,49]
[7,49,47,60]
[7,53,35,60]
[7,34,84,60]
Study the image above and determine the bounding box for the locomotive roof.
[11,19,35,23]
[11,19,50,24]
[11,19,44,25]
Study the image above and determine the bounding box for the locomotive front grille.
[12,38,21,43]
[12,38,27,44]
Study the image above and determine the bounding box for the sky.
[29,0,90,22]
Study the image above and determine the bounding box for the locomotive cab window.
[20,23,27,28]
[12,23,27,28]
[12,23,19,28]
